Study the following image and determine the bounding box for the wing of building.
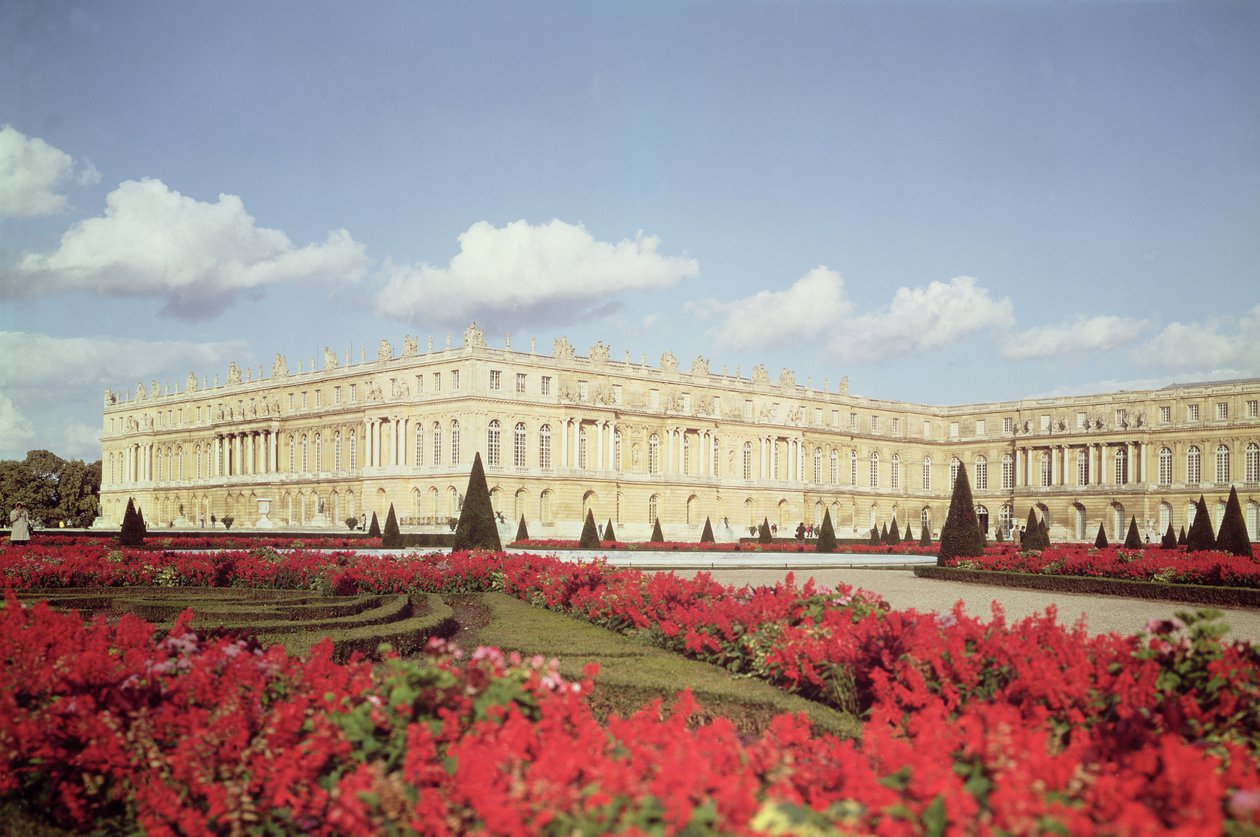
[99,323,1260,542]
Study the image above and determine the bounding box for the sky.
[1,0,1258,462]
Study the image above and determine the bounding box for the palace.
[99,323,1260,543]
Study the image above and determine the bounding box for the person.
[9,503,31,546]
[771,523,777,536]
[795,521,806,544]
[359,512,367,531]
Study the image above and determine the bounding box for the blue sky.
[2,0,1258,461]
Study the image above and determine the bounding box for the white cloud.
[8,178,367,318]
[375,219,698,327]
[1000,314,1148,360]
[703,269,1013,363]
[0,392,37,460]
[1131,304,1260,373]
[0,124,76,217]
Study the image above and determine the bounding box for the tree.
[700,516,715,544]
[1094,523,1108,549]
[651,518,664,543]
[382,503,402,548]
[1123,516,1142,549]
[1185,495,1216,553]
[604,519,617,543]
[880,522,890,544]
[515,515,530,543]
[120,497,146,547]
[1178,526,1187,546]
[758,518,773,544]
[937,463,984,564]
[904,521,913,542]
[919,522,932,547]
[1022,508,1049,551]
[451,452,502,552]
[0,450,101,528]
[367,512,381,538]
[1161,523,1177,549]
[816,508,837,553]
[579,509,600,548]
[869,526,880,546]
[887,516,902,545]
[1216,486,1253,558]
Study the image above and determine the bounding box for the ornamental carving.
[690,356,709,377]
[403,335,418,357]
[150,380,162,398]
[366,380,383,403]
[589,341,610,364]
[104,388,116,406]
[136,383,146,400]
[377,339,392,362]
[226,363,242,386]
[185,373,198,392]
[323,347,339,370]
[778,369,796,388]
[752,364,769,385]
[553,336,575,359]
[464,322,486,348]
[272,353,289,379]
[660,351,679,373]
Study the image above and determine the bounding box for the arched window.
[711,435,719,478]
[413,425,423,467]
[648,434,660,475]
[1113,504,1125,541]
[648,494,659,525]
[813,447,823,484]
[205,445,212,478]
[999,503,1012,538]
[1158,447,1172,485]
[681,434,691,475]
[514,422,527,469]
[578,425,588,470]
[869,452,879,488]
[301,435,309,473]
[449,486,460,517]
[450,420,461,464]
[830,449,839,484]
[949,457,960,489]
[539,424,552,469]
[1159,502,1172,534]
[1216,444,1230,483]
[314,433,322,473]
[745,497,755,527]
[432,422,442,466]
[288,435,296,473]
[615,430,623,471]
[850,450,858,485]
[540,490,554,525]
[1001,454,1013,490]
[349,429,357,470]
[335,431,343,472]
[922,457,932,491]
[1246,502,1259,541]
[1114,447,1128,485]
[1040,452,1051,487]
[974,455,987,491]
[743,442,753,480]
[1247,443,1259,484]
[487,420,501,467]
[920,507,931,535]
[890,453,900,489]
[1187,446,1201,484]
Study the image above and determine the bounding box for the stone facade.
[100,324,1260,542]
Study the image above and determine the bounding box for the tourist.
[795,522,806,544]
[9,503,31,546]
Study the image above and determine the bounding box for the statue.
[690,356,709,377]
[272,353,289,379]
[463,321,486,348]
[377,339,392,362]
[553,336,575,359]
[323,347,339,369]
[150,380,161,398]
[403,335,418,357]
[185,373,198,392]
[104,388,116,406]
[752,364,769,385]
[136,383,146,400]
[589,341,610,364]
[226,363,242,386]
[840,376,849,394]
[778,369,796,388]
[660,351,678,373]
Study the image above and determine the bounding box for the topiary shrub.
[1124,516,1142,549]
[937,463,984,565]
[119,497,146,547]
[815,508,837,553]
[650,518,664,543]
[887,517,902,545]
[919,523,932,547]
[515,515,529,543]
[904,521,913,542]
[1178,525,1187,546]
[758,517,773,544]
[1216,486,1253,558]
[995,526,1005,543]
[222,515,233,530]
[879,522,890,544]
[367,512,381,538]
[451,452,502,553]
[1161,523,1177,549]
[1186,495,1216,553]
[382,503,402,548]
[1094,522,1108,549]
[579,510,600,549]
[604,519,617,543]
[699,516,715,544]
[1022,508,1049,551]
[345,516,359,531]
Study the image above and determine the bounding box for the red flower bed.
[4,543,1260,833]
[946,544,1260,588]
[513,537,937,555]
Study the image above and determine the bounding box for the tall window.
[514,423,527,468]
[335,431,343,471]
[539,425,552,470]
[890,453,900,489]
[289,435,296,473]
[413,426,423,466]
[516,373,526,394]
[1114,447,1128,484]
[450,420,460,464]
[1159,502,1171,533]
[830,449,839,483]
[949,457,960,489]
[1187,446,1201,484]
[349,429,357,470]
[682,435,691,475]
[487,420,501,467]
[1077,450,1089,486]
[489,370,501,390]
[974,456,987,491]
[648,495,659,525]
[922,457,932,491]
[1002,454,1014,490]
[301,435,309,473]
[314,433,322,472]
[813,448,823,483]
[1216,444,1230,483]
[432,422,442,466]
[1158,447,1172,485]
[743,442,753,480]
[578,425,588,469]
[1040,453,1051,487]
[850,450,858,485]
[648,434,660,474]
[615,431,623,471]
[1247,443,1259,483]
[869,452,879,488]
[999,504,1012,537]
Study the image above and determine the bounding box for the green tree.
[120,497,146,547]
[919,521,932,547]
[604,519,617,543]
[515,515,529,543]
[1216,486,1253,558]
[699,516,715,544]
[879,522,890,544]
[651,518,665,543]
[758,517,773,544]
[904,521,913,542]
[0,450,101,528]
[1022,508,1049,551]
[1094,522,1108,549]
[937,463,984,564]
[887,516,902,545]
[367,511,381,538]
[382,503,402,548]
[1161,523,1177,549]
[1185,495,1216,553]
[451,452,502,552]
[815,508,837,553]
[1123,516,1142,549]
[579,509,600,548]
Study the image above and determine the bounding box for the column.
[1099,444,1108,485]
[1049,446,1058,485]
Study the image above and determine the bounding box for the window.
[974,419,983,437]
[1187,446,1201,483]
[1247,443,1259,483]
[433,372,441,392]
[890,453,900,489]
[1002,454,1014,490]
[1159,503,1171,534]
[1188,404,1199,422]
[814,408,822,425]
[922,457,932,491]
[1039,415,1050,431]
[745,400,753,420]
[949,458,960,489]
[1114,447,1128,484]
[451,369,460,389]
[349,384,357,404]
[314,434,322,472]
[539,425,552,470]
[1040,453,1051,487]
[743,442,753,480]
[850,450,858,485]
[450,420,460,463]
[849,413,857,431]
[1216,444,1230,483]
[541,376,552,396]
[314,390,322,408]
[415,375,423,393]
[975,456,987,491]
[1248,400,1258,419]
[922,420,932,438]
[288,435,296,473]
[516,373,526,394]
[1076,412,1088,430]
[578,380,589,401]
[578,425,588,469]
[871,415,879,433]
[489,370,501,390]
[949,421,959,439]
[830,449,839,483]
[681,434,691,474]
[999,504,1012,537]
[831,409,839,427]
[1077,450,1089,486]
[892,417,900,435]
[613,384,623,404]
[649,389,660,410]
[615,431,622,471]
[432,422,442,466]
[334,386,341,405]
[1158,447,1172,485]
[648,434,660,474]
[487,420,501,467]
[1003,417,1013,434]
[813,448,823,483]
[648,495,659,525]
[869,452,879,487]
[302,392,308,410]
[1217,402,1229,421]
[681,393,691,413]
[411,425,422,466]
[514,423,526,468]
[301,435,309,473]
[288,393,295,411]
[349,429,357,469]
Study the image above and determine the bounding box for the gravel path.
[683,567,1260,644]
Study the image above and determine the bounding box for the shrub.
[382,503,402,548]
[1021,508,1049,551]
[1186,495,1216,553]
[119,497,146,547]
[937,463,984,564]
[919,523,932,546]
[579,510,600,549]
[367,512,381,538]
[879,522,889,544]
[1216,486,1253,558]
[815,508,837,554]
[699,516,715,544]
[1094,523,1108,549]
[869,527,879,546]
[758,518,772,544]
[887,517,902,545]
[1124,516,1142,549]
[904,521,912,542]
[451,453,502,553]
[1161,523,1178,550]
[1178,525,1187,546]
[995,526,1004,543]
[515,515,529,543]
[604,519,617,543]
[650,518,664,543]
[222,516,234,531]
[344,516,358,531]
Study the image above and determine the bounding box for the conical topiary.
[651,517,664,543]
[1161,523,1177,549]
[1124,515,1142,549]
[515,514,530,543]
[604,518,617,543]
[1022,508,1049,551]
[120,497,146,547]
[579,509,600,548]
[1178,525,1187,546]
[880,522,890,544]
[758,517,773,544]
[1039,515,1051,546]
[904,521,913,542]
[367,511,381,538]
[1216,486,1253,558]
[451,452,502,552]
[995,525,1005,543]
[1186,495,1216,553]
[937,463,984,565]
[919,522,932,546]
[382,503,402,548]
[869,526,880,546]
[816,508,837,553]
[1094,522,1108,549]
[888,516,902,545]
[700,516,715,544]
